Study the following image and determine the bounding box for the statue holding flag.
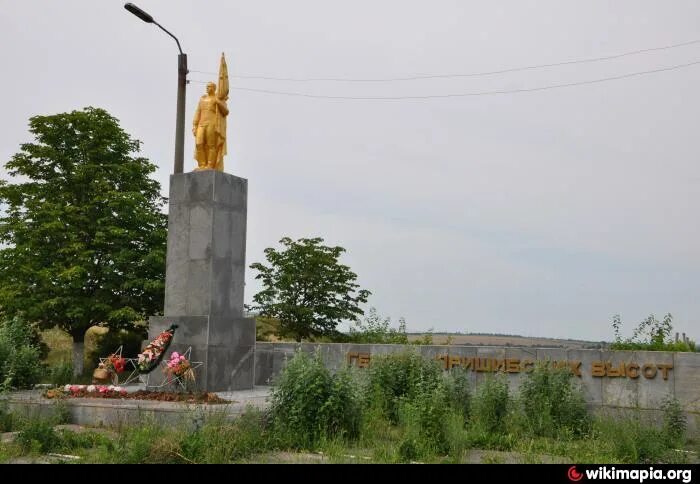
[192,53,229,171]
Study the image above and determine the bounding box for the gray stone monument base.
[148,316,255,391]
[148,170,255,392]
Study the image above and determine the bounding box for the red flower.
[112,357,126,373]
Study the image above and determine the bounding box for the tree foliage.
[0,107,167,342]
[249,237,371,341]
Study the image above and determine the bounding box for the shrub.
[399,380,464,456]
[0,396,13,432]
[471,373,510,434]
[0,316,44,389]
[445,368,472,421]
[347,307,409,344]
[661,395,686,445]
[269,350,361,447]
[610,314,696,352]
[366,351,442,423]
[362,352,470,458]
[519,362,590,437]
[318,365,362,438]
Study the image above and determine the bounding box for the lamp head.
[124,3,154,23]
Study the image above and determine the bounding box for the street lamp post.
[124,3,187,174]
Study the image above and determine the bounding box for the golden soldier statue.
[192,53,229,171]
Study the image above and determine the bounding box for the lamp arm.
[154,21,183,55]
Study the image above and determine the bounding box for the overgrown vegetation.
[0,351,693,464]
[261,350,692,463]
[661,395,687,446]
[0,316,44,390]
[610,313,696,352]
[347,307,408,344]
[366,351,443,424]
[0,397,14,433]
[269,350,361,447]
[470,374,510,435]
[519,362,590,437]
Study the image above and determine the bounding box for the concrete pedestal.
[148,171,255,391]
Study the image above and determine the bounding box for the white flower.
[87,385,96,393]
[64,384,71,392]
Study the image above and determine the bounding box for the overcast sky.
[1,1,699,341]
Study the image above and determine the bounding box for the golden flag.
[215,52,229,170]
[218,52,229,100]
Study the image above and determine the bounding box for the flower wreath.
[136,324,178,373]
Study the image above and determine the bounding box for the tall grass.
[470,373,510,434]
[518,362,590,437]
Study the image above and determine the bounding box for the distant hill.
[253,315,606,348]
[406,332,606,349]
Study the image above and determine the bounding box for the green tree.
[0,107,167,375]
[249,237,371,342]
